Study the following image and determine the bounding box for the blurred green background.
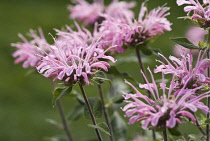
[0,0,191,141]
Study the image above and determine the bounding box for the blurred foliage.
[0,0,192,141]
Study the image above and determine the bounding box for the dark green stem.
[163,129,168,141]
[97,84,115,141]
[79,83,103,141]
[56,100,73,141]
[135,47,156,140]
[206,29,210,141]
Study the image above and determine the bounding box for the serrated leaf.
[88,122,110,136]
[67,104,84,121]
[168,127,182,136]
[84,97,102,119]
[111,112,127,141]
[52,85,73,106]
[170,37,204,50]
[92,71,111,85]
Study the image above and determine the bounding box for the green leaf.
[107,66,137,85]
[170,37,204,50]
[71,90,85,105]
[139,45,153,56]
[44,137,68,141]
[107,66,121,75]
[52,85,73,106]
[46,119,62,130]
[204,118,210,125]
[88,122,110,136]
[92,71,111,85]
[84,97,102,119]
[152,49,163,61]
[168,127,182,136]
[111,112,127,141]
[67,104,84,121]
[188,134,207,141]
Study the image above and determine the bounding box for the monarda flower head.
[12,28,49,68]
[122,68,209,130]
[95,2,172,54]
[68,0,135,26]
[36,26,116,85]
[177,0,210,28]
[155,50,210,89]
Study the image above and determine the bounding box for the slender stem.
[56,100,73,141]
[97,84,115,141]
[135,47,156,140]
[79,83,103,141]
[194,114,206,136]
[163,129,168,141]
[135,47,147,82]
[206,29,210,141]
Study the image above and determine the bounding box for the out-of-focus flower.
[177,0,210,28]
[12,28,49,68]
[37,25,116,85]
[95,3,172,54]
[68,0,135,26]
[68,0,104,25]
[105,0,136,24]
[155,50,210,89]
[122,68,209,130]
[173,26,206,56]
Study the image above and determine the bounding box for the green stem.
[79,83,103,141]
[56,100,73,141]
[206,29,210,141]
[97,84,115,141]
[135,47,156,140]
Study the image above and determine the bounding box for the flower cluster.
[177,0,210,28]
[68,0,136,25]
[12,28,49,68]
[95,3,172,53]
[122,68,209,130]
[36,25,116,85]
[155,50,210,89]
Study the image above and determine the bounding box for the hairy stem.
[56,100,73,141]
[135,47,156,140]
[206,29,210,141]
[163,129,168,141]
[79,83,103,141]
[97,84,115,141]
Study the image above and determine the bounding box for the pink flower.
[68,0,135,26]
[173,26,206,56]
[155,50,210,89]
[122,68,209,129]
[105,0,136,24]
[68,0,104,25]
[12,28,49,68]
[177,0,210,28]
[95,3,172,53]
[37,25,116,85]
